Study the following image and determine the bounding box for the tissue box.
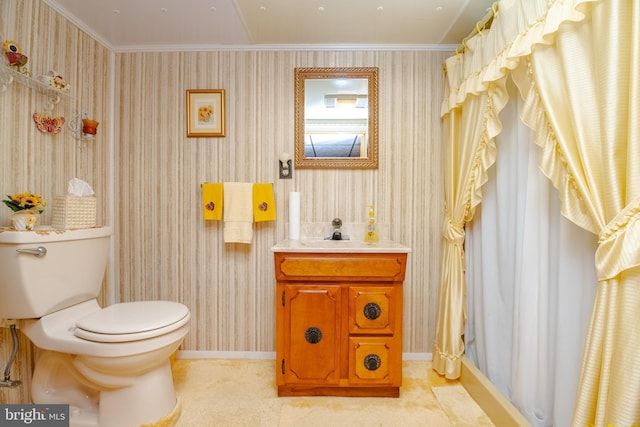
[51,196,97,229]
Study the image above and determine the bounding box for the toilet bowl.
[0,227,191,427]
[22,299,190,427]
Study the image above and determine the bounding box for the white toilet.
[0,226,190,427]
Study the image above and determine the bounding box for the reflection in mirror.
[305,133,365,158]
[295,68,378,169]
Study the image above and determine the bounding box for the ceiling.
[43,0,495,52]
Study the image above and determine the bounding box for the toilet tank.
[0,226,112,320]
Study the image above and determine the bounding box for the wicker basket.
[51,196,97,229]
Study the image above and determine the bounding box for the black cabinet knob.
[304,327,323,344]
[363,354,381,371]
[363,302,381,320]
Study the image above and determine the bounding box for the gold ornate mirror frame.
[294,67,379,169]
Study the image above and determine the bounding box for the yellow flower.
[2,192,46,213]
[198,105,214,122]
[3,40,21,54]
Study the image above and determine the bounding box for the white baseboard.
[176,351,276,359]
[176,351,432,361]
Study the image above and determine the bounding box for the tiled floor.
[171,358,495,427]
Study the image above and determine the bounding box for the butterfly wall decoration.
[33,113,65,134]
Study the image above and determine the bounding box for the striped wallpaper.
[0,0,112,403]
[1,0,447,404]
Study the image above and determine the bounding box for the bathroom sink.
[300,239,362,248]
[271,239,410,253]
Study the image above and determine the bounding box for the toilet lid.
[74,301,190,343]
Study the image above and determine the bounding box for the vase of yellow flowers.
[3,192,46,230]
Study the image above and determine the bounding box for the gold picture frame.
[294,67,378,169]
[186,89,226,137]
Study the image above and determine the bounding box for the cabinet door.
[348,337,399,385]
[282,284,341,384]
[348,286,396,334]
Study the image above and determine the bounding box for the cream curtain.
[435,0,540,378]
[433,76,505,378]
[512,1,640,423]
[437,0,640,424]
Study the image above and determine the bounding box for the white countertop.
[271,239,411,253]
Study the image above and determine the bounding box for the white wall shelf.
[0,65,71,110]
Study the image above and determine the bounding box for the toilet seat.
[74,301,190,343]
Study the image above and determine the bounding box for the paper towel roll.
[289,192,300,240]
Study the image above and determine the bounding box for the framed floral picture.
[186,89,226,137]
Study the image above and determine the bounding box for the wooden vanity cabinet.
[274,252,407,397]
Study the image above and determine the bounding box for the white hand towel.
[223,182,254,243]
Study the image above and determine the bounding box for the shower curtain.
[464,78,598,426]
[435,0,640,424]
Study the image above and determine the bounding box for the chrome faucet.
[324,218,349,240]
[331,218,342,240]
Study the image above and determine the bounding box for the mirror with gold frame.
[294,67,378,169]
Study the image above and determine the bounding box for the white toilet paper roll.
[289,192,300,240]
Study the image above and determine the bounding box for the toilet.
[0,226,190,427]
